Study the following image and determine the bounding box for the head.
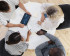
[0,1,10,12]
[49,48,65,56]
[6,32,24,45]
[46,5,64,20]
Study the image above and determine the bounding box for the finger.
[36,31,40,35]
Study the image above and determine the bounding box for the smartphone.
[44,14,47,18]
[21,13,31,25]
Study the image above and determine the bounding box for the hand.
[26,11,31,15]
[48,40,55,44]
[19,24,24,28]
[36,29,47,35]
[38,21,42,25]
[28,30,31,36]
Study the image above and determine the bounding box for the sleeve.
[0,14,7,25]
[45,33,66,56]
[55,16,64,29]
[24,43,29,51]
[0,19,7,25]
[11,0,19,5]
[45,33,63,46]
[59,16,64,24]
[21,42,29,52]
[35,42,49,56]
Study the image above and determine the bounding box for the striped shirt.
[5,30,29,55]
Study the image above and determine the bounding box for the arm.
[19,1,27,12]
[41,13,45,22]
[26,33,30,42]
[19,1,31,15]
[37,29,66,56]
[45,33,66,55]
[45,33,63,46]
[0,14,24,28]
[6,23,24,28]
[35,42,48,56]
[26,30,31,42]
[38,13,45,25]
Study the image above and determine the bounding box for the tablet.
[21,13,31,25]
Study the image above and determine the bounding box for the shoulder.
[5,30,15,42]
[0,13,3,17]
[42,3,54,8]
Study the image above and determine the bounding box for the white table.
[9,2,50,49]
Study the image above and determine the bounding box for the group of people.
[0,0,66,56]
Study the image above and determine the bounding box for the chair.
[0,38,14,56]
[57,4,70,30]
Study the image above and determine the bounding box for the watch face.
[44,14,47,18]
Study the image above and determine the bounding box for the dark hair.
[0,1,10,12]
[6,32,22,45]
[49,48,65,56]
[46,6,57,16]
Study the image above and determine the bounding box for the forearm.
[26,34,30,42]
[45,33,63,46]
[6,23,20,27]
[41,13,45,22]
[45,33,58,41]
[19,1,27,12]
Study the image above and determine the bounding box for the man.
[35,29,66,56]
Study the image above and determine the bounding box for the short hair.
[6,32,22,45]
[0,1,10,12]
[46,5,64,20]
[49,48,65,56]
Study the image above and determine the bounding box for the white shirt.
[0,13,8,25]
[2,0,19,19]
[41,16,64,30]
[41,3,54,13]
[5,30,29,55]
[0,0,19,25]
[40,3,64,34]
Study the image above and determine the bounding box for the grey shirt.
[5,30,29,55]
[35,33,66,56]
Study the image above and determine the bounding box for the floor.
[0,0,70,56]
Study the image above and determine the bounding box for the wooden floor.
[0,0,70,56]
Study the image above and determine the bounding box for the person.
[5,30,31,56]
[0,1,24,28]
[35,29,66,56]
[2,0,31,19]
[38,5,64,32]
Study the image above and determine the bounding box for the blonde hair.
[46,5,64,20]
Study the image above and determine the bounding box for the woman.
[2,0,31,19]
[5,30,31,56]
[0,1,24,28]
[38,5,64,34]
